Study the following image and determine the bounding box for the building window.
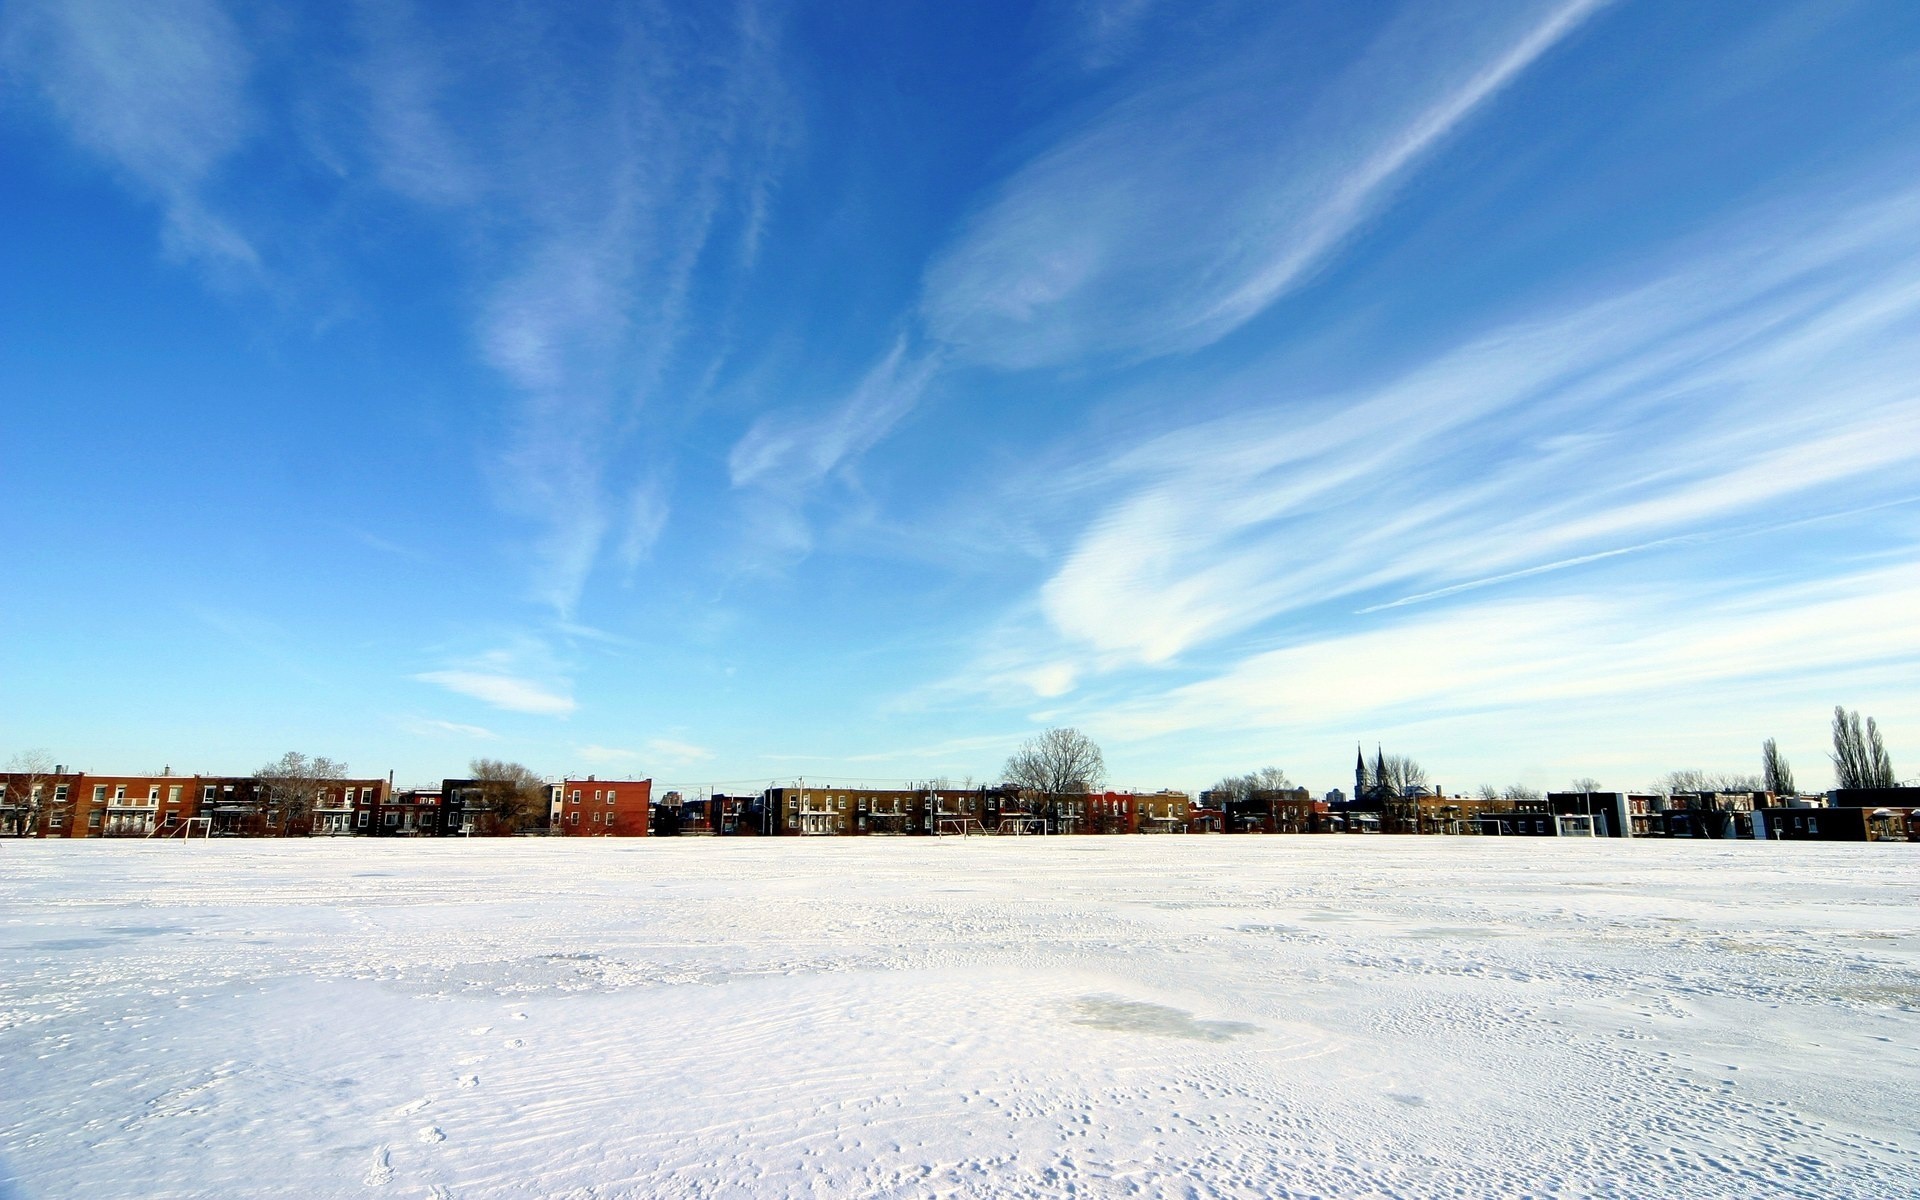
[356,811,368,828]
[114,785,126,800]
[88,810,102,828]
[93,786,108,802]
[203,785,216,803]
[385,813,397,827]
[51,813,64,828]
[1808,817,1819,835]
[54,784,67,802]
[344,788,356,804]
[608,789,617,802]
[167,786,181,803]
[570,790,581,802]
[148,785,160,801]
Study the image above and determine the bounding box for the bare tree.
[1475,783,1500,801]
[256,752,348,835]
[1003,728,1107,796]
[4,749,62,836]
[1761,738,1796,796]
[1651,768,1764,797]
[1568,776,1602,793]
[1830,706,1896,790]
[1505,783,1542,801]
[1378,755,1428,795]
[469,758,548,834]
[1208,766,1294,806]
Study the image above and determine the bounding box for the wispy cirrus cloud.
[921,0,1610,371]
[400,717,500,741]
[578,738,713,767]
[412,636,578,717]
[412,670,575,716]
[1083,560,1920,754]
[0,0,257,272]
[728,2,1604,556]
[352,2,797,615]
[1019,187,1920,676]
[727,337,941,559]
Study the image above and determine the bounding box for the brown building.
[0,768,80,835]
[0,770,203,838]
[310,779,388,836]
[764,785,928,835]
[556,777,651,836]
[1135,790,1192,833]
[1761,805,1911,842]
[363,788,440,835]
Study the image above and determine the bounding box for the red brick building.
[0,770,200,838]
[556,777,651,836]
[360,788,439,835]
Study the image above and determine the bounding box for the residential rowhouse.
[361,788,440,836]
[309,779,388,836]
[0,769,80,835]
[1472,801,1558,836]
[1760,804,1912,842]
[1055,791,1136,834]
[1135,790,1193,833]
[1209,787,1318,834]
[0,770,202,838]
[555,777,651,836]
[1654,791,1764,839]
[712,792,767,835]
[1543,792,1638,838]
[926,787,988,834]
[763,785,926,835]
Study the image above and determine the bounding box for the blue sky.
[4,0,1919,796]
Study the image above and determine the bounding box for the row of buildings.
[0,767,656,840]
[2,763,1914,843]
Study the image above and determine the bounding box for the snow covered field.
[1,838,1915,1199]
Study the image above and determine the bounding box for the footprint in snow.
[364,1145,394,1187]
[504,1038,525,1049]
[395,1098,431,1116]
[418,1125,445,1144]
[457,1074,479,1089]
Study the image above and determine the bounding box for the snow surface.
[1,837,1916,1199]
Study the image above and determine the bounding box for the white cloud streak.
[921,0,1609,370]
[578,739,712,767]
[726,337,941,559]
[0,0,257,270]
[1086,561,1920,747]
[413,670,576,716]
[730,338,940,492]
[1030,189,1920,671]
[354,1,795,615]
[402,717,500,741]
